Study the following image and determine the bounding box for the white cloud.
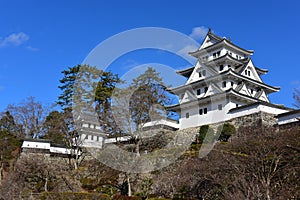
[177,44,198,58]
[189,26,208,40]
[0,32,29,47]
[26,45,39,51]
[122,59,140,70]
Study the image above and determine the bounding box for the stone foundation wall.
[228,111,277,128]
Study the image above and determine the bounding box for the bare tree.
[6,96,48,138]
[293,88,300,108]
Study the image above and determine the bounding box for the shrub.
[218,123,236,142]
[197,125,215,144]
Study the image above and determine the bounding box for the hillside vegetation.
[0,125,299,200]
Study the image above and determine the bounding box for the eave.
[190,39,254,58]
[204,53,248,66]
[229,101,292,113]
[168,69,280,94]
[275,109,300,118]
[176,66,195,78]
[166,89,259,111]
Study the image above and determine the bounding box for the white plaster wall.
[143,119,180,129]
[22,141,51,150]
[180,99,231,129]
[50,147,71,154]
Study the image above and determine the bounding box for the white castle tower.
[167,29,290,129]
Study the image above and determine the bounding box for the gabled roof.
[168,69,280,94]
[204,53,247,66]
[176,66,194,78]
[229,101,292,113]
[190,36,254,57]
[166,88,260,111]
[275,109,300,118]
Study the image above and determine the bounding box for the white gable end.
[243,60,263,82]
[199,34,220,49]
[259,90,270,102]
[239,84,251,96]
[186,62,217,84]
[205,83,222,97]
[181,90,196,103]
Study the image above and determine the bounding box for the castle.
[145,29,295,130]
[22,30,300,153]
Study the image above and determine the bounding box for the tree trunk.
[0,162,3,181]
[127,174,132,196]
[136,139,141,157]
[44,177,48,192]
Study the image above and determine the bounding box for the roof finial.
[208,28,212,34]
[228,36,232,43]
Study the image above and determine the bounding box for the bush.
[218,123,236,142]
[197,125,216,144]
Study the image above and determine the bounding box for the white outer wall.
[143,119,180,129]
[180,99,231,129]
[22,141,51,149]
[179,101,289,129]
[22,141,71,155]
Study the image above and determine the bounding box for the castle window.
[217,51,221,57]
[204,108,208,114]
[88,123,91,128]
[218,104,222,110]
[245,70,248,75]
[199,72,202,77]
[231,82,234,87]
[219,65,224,71]
[197,89,201,95]
[202,70,206,76]
[199,109,203,115]
[91,135,94,140]
[186,113,189,118]
[236,104,239,108]
[251,89,254,94]
[222,81,226,88]
[248,71,251,76]
[228,65,231,68]
[204,87,208,93]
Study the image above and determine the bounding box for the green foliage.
[80,177,98,191]
[57,64,121,136]
[218,123,236,142]
[0,111,16,133]
[97,185,119,197]
[140,178,153,200]
[42,111,67,144]
[129,67,169,128]
[0,129,21,161]
[197,125,216,144]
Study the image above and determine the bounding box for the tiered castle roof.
[167,30,281,111]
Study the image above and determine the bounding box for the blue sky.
[0,0,299,111]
